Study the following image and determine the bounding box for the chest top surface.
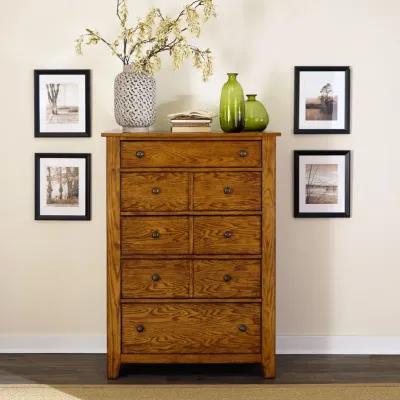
[102,131,281,140]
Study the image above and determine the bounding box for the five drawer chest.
[102,131,280,379]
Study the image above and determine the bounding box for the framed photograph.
[294,66,350,134]
[35,153,91,220]
[34,70,91,137]
[294,150,351,218]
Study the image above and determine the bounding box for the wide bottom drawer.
[122,303,260,354]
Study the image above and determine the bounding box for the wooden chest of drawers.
[103,131,279,379]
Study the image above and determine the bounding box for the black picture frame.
[35,153,91,220]
[294,150,351,218]
[294,66,350,134]
[34,69,91,137]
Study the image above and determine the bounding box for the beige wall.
[1,0,400,351]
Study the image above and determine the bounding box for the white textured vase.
[114,65,156,132]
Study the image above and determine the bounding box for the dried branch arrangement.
[75,0,216,80]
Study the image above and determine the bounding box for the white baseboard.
[277,336,400,354]
[0,335,399,354]
[0,335,106,353]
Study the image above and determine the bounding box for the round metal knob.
[151,273,160,282]
[223,274,232,282]
[136,324,145,333]
[223,186,233,195]
[239,149,248,158]
[224,231,233,239]
[238,324,247,332]
[136,150,145,158]
[152,187,161,195]
[151,230,160,239]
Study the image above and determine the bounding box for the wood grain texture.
[120,354,261,364]
[106,137,121,379]
[193,172,261,211]
[193,260,261,298]
[121,217,190,255]
[121,172,189,211]
[120,141,261,168]
[121,211,262,216]
[188,173,194,210]
[261,136,276,379]
[4,354,400,384]
[121,259,190,298]
[193,216,261,254]
[121,298,261,303]
[189,216,194,254]
[102,131,280,139]
[121,167,263,173]
[121,303,261,354]
[121,254,262,260]
[189,259,194,297]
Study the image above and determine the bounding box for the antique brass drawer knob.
[151,273,160,282]
[136,324,145,333]
[223,186,233,194]
[136,150,145,158]
[238,324,247,332]
[151,230,160,239]
[152,187,161,195]
[223,274,232,282]
[239,149,248,158]
[224,231,233,239]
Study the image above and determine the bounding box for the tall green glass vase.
[219,73,245,133]
[244,94,269,131]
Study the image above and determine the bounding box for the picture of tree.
[45,83,79,124]
[305,164,338,204]
[46,83,60,115]
[46,166,79,206]
[305,82,338,121]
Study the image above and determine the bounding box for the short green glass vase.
[244,94,269,131]
[219,73,245,133]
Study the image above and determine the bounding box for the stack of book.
[168,111,216,133]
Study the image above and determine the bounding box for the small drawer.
[193,216,261,255]
[193,260,261,298]
[193,172,261,211]
[121,172,189,211]
[122,303,260,354]
[121,217,190,255]
[122,259,190,298]
[121,141,261,168]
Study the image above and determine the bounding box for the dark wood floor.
[0,355,399,384]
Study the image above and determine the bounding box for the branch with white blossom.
[75,0,216,80]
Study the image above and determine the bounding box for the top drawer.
[121,141,261,168]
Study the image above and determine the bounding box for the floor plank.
[0,354,399,384]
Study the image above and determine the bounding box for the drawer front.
[121,217,190,255]
[193,216,261,254]
[121,141,261,168]
[122,303,260,354]
[121,173,189,211]
[122,260,190,298]
[193,172,261,211]
[193,260,261,298]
